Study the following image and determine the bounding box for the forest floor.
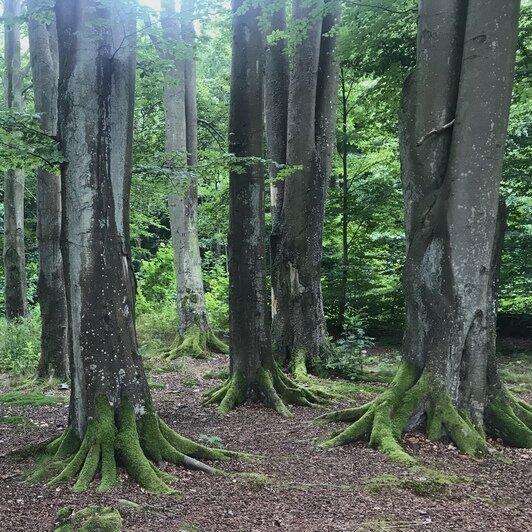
[1,341,531,532]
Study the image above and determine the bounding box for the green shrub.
[0,310,41,375]
[203,252,229,333]
[136,303,178,358]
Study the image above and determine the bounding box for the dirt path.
[1,354,531,531]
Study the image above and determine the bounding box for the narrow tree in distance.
[3,0,28,320]
[205,0,325,415]
[41,0,237,494]
[317,0,532,459]
[28,0,69,379]
[161,0,228,358]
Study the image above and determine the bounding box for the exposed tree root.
[203,365,329,416]
[315,362,497,463]
[486,391,532,448]
[165,325,229,359]
[40,397,238,494]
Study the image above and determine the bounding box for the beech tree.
[159,0,227,358]
[205,0,325,415]
[3,0,28,320]
[317,0,532,458]
[268,0,339,378]
[28,0,69,379]
[45,0,236,494]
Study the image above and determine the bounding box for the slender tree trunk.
[161,0,227,358]
[3,0,27,320]
[28,0,69,379]
[318,0,532,459]
[205,0,326,415]
[338,66,349,331]
[45,0,234,495]
[270,0,339,378]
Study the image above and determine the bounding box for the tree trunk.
[270,0,339,379]
[205,0,326,416]
[45,0,236,494]
[28,0,69,380]
[3,0,28,320]
[338,66,349,331]
[162,0,227,358]
[318,0,532,460]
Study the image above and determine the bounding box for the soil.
[1,353,531,532]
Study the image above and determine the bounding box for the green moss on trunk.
[315,362,494,462]
[39,395,239,494]
[204,364,328,416]
[165,326,228,359]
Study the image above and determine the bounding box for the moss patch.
[364,466,466,497]
[0,415,31,425]
[0,391,65,406]
[54,505,122,532]
[203,368,230,380]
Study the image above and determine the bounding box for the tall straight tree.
[268,0,340,379]
[317,0,532,458]
[28,0,69,379]
[3,0,28,320]
[46,0,236,494]
[205,0,324,415]
[160,0,227,358]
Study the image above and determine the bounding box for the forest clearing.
[1,0,531,530]
[1,345,532,531]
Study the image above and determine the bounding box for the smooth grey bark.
[3,0,28,320]
[270,0,339,374]
[28,0,69,379]
[161,0,224,357]
[401,0,521,425]
[49,1,228,493]
[205,0,324,415]
[264,3,289,230]
[318,0,531,457]
[56,0,148,436]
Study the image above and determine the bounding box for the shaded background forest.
[0,0,530,374]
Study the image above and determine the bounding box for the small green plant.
[198,434,225,449]
[182,378,198,386]
[324,315,374,380]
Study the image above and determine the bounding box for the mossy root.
[45,396,238,494]
[165,326,228,359]
[316,362,493,463]
[203,365,327,416]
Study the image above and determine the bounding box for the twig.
[343,1,417,15]
[416,118,455,147]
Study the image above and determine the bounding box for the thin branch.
[416,118,455,147]
[343,1,417,15]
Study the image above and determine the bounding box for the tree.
[204,0,325,415]
[268,0,339,379]
[27,0,69,379]
[159,0,227,358]
[45,0,236,494]
[3,0,28,320]
[317,0,532,459]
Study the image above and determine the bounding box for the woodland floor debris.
[0,352,531,531]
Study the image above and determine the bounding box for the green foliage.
[0,311,41,374]
[203,252,229,333]
[136,304,178,359]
